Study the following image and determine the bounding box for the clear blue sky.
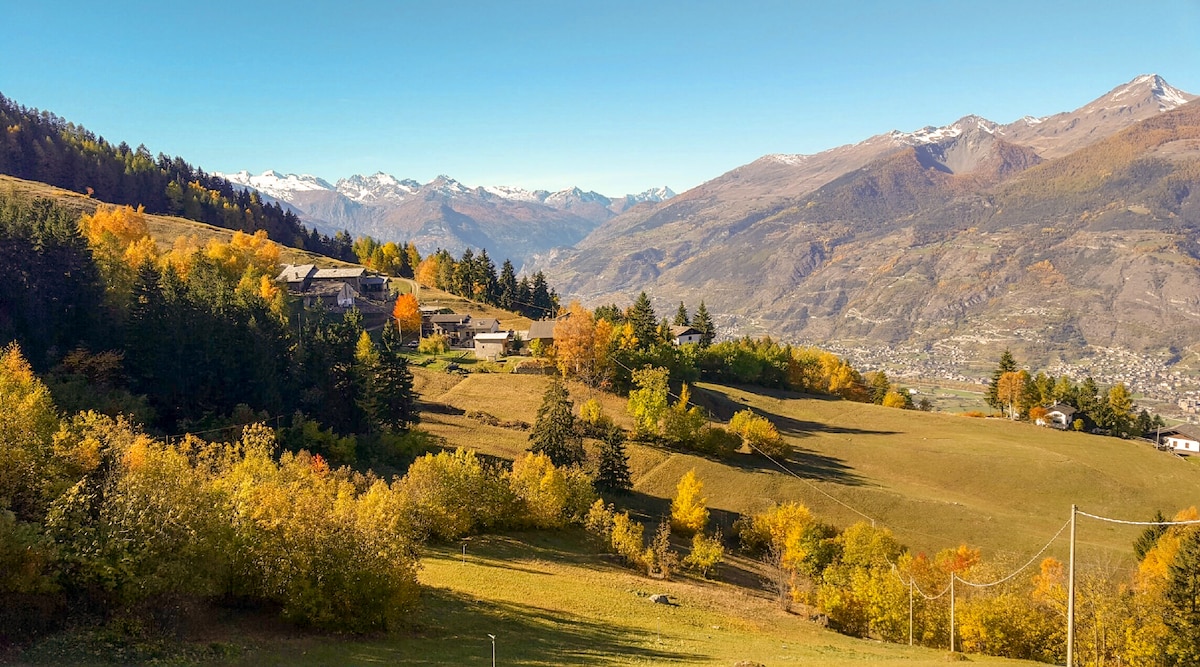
[3,1,1198,196]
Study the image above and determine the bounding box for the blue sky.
[3,1,1198,196]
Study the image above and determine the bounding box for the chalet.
[1037,403,1077,429]
[277,263,317,291]
[1157,424,1200,455]
[311,267,388,297]
[425,313,472,345]
[474,331,514,360]
[670,325,703,346]
[465,318,501,336]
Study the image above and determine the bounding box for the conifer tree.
[373,322,417,431]
[1165,528,1200,665]
[626,291,658,350]
[529,379,584,467]
[692,301,715,348]
[673,301,690,326]
[497,259,518,310]
[595,426,632,493]
[986,349,1018,410]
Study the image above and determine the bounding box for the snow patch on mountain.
[217,170,334,200]
[767,153,811,166]
[335,172,420,204]
[889,115,1002,146]
[1109,74,1193,110]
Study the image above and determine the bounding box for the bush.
[729,409,789,458]
[684,530,725,579]
[418,334,449,355]
[396,448,513,540]
[695,425,741,458]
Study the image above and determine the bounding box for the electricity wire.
[1077,511,1200,526]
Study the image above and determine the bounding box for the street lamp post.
[488,634,495,667]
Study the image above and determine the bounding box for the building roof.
[313,267,368,279]
[671,325,701,337]
[474,332,513,342]
[527,320,557,340]
[1046,403,1077,417]
[429,313,471,324]
[1161,423,1200,442]
[277,263,316,282]
[465,318,500,330]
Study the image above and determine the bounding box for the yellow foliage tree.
[553,302,599,382]
[80,204,158,297]
[670,469,709,535]
[881,390,908,408]
[0,343,61,519]
[509,452,569,529]
[729,409,788,458]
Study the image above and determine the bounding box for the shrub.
[684,530,725,579]
[418,334,449,355]
[396,448,513,540]
[695,425,741,458]
[729,409,789,458]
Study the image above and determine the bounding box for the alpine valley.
[538,74,1200,375]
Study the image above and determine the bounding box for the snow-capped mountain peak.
[1108,74,1194,111]
[888,115,1001,146]
[216,170,334,200]
[626,186,676,203]
[335,172,420,204]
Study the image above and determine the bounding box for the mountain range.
[539,74,1200,368]
[215,169,674,265]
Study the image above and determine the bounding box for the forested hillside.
[0,94,354,261]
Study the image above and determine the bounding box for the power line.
[1077,510,1200,526]
[955,517,1071,589]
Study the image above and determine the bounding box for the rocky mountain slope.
[217,170,673,265]
[543,75,1200,367]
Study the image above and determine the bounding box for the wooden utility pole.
[1067,504,1077,667]
[949,574,956,653]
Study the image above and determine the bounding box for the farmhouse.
[425,313,473,345]
[526,320,557,347]
[1158,424,1200,454]
[276,264,394,325]
[671,325,703,345]
[1036,403,1078,429]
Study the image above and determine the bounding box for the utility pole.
[488,634,495,667]
[1067,504,1077,667]
[908,579,914,646]
[949,573,956,653]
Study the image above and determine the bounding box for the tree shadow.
[363,587,707,665]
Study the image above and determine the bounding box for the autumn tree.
[0,343,61,520]
[528,379,584,467]
[392,292,422,338]
[553,301,601,383]
[986,349,1019,410]
[730,409,788,458]
[627,366,669,437]
[670,469,709,535]
[996,370,1028,420]
[661,383,706,447]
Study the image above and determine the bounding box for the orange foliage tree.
[392,293,421,337]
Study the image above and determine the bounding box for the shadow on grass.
[389,587,706,666]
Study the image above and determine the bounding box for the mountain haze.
[543,75,1200,367]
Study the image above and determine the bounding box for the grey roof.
[1046,403,1077,417]
[671,325,701,337]
[277,263,316,282]
[527,320,557,340]
[1162,423,1200,441]
[429,313,471,324]
[313,267,368,279]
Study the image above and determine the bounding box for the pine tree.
[626,291,657,350]
[986,349,1018,410]
[372,322,417,431]
[530,271,554,317]
[1165,528,1200,665]
[1134,511,1168,561]
[497,259,518,310]
[673,301,690,326]
[692,301,715,348]
[528,379,584,467]
[595,426,632,493]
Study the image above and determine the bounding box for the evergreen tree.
[986,349,1018,410]
[673,302,690,326]
[530,271,554,317]
[627,291,658,350]
[595,426,632,493]
[476,248,497,303]
[528,379,584,467]
[692,301,715,348]
[497,259,518,310]
[1133,510,1168,561]
[1165,528,1200,665]
[373,322,417,431]
[515,276,532,317]
[594,303,623,324]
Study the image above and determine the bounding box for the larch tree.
[627,366,669,437]
[996,370,1028,420]
[670,468,709,535]
[553,301,599,383]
